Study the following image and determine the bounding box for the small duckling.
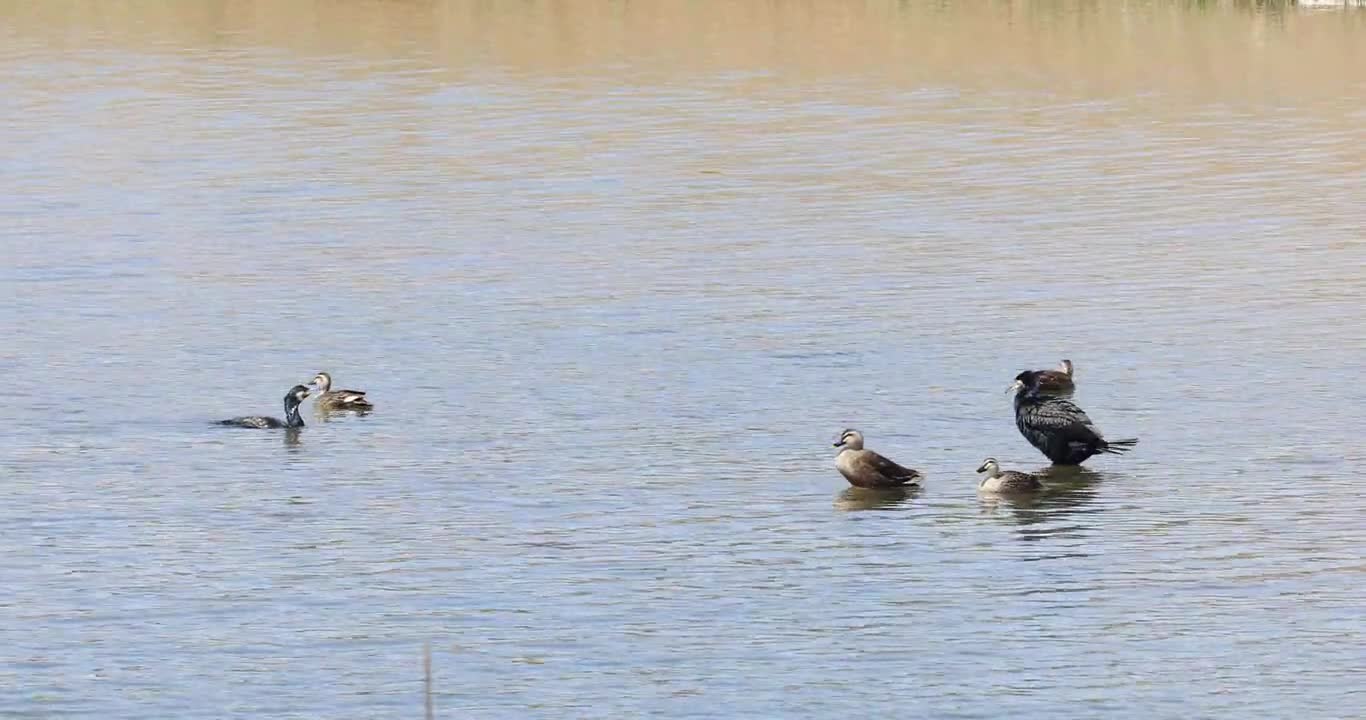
[833,429,922,488]
[310,372,373,412]
[1034,359,1075,395]
[218,385,311,429]
[975,457,1044,493]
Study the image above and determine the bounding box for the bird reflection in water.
[979,465,1105,541]
[315,405,373,423]
[283,427,304,450]
[835,485,921,511]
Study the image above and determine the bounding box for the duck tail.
[1102,438,1138,454]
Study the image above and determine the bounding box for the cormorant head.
[1008,370,1039,395]
[833,429,864,450]
[976,457,1000,474]
[310,372,332,392]
[285,384,312,408]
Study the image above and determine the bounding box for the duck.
[1010,370,1136,465]
[218,385,311,429]
[832,429,922,488]
[310,372,373,412]
[1033,359,1075,395]
[975,457,1044,493]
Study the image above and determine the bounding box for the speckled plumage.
[218,385,311,429]
[1012,370,1136,465]
[975,458,1043,493]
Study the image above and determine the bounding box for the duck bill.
[976,463,988,473]
[832,441,845,448]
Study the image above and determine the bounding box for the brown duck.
[832,429,922,488]
[310,372,373,412]
[975,457,1044,494]
[1033,359,1075,395]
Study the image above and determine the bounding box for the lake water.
[3,1,1366,717]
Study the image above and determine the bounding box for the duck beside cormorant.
[975,457,1044,493]
[218,385,311,429]
[311,372,373,412]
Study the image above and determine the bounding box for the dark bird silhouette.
[218,385,311,429]
[1010,370,1136,465]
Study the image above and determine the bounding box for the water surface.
[3,1,1366,718]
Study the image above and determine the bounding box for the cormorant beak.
[1006,379,1025,395]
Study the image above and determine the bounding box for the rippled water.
[3,1,1366,717]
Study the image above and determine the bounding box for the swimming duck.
[975,457,1044,493]
[1010,370,1136,465]
[310,372,373,412]
[1033,359,1075,395]
[218,385,311,429]
[832,429,922,488]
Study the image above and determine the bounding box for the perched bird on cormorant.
[1032,359,1075,396]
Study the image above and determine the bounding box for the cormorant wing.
[1028,398,1104,442]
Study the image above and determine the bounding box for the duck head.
[833,429,864,451]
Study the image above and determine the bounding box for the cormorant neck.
[284,399,305,428]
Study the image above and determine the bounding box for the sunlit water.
[3,1,1366,717]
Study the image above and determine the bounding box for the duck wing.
[319,389,373,409]
[1002,470,1044,490]
[865,451,922,485]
